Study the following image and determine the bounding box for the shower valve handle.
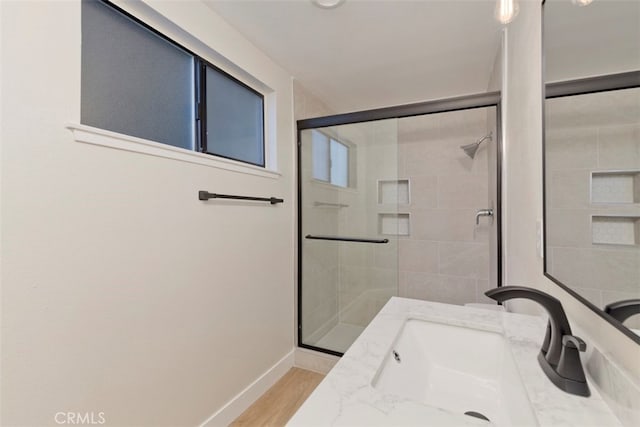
[475,208,494,225]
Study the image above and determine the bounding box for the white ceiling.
[204,0,503,113]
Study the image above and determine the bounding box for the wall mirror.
[543,0,640,342]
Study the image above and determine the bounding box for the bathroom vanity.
[288,298,622,426]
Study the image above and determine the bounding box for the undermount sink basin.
[371,318,538,427]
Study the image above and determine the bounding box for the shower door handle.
[475,209,493,225]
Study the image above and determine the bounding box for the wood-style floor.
[230,368,325,427]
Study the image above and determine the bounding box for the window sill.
[67,123,281,179]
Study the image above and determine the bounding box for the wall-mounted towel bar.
[199,191,284,205]
[305,235,389,244]
[313,202,350,208]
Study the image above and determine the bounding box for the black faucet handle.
[562,335,586,352]
[557,335,589,393]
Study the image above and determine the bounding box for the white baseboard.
[199,350,295,427]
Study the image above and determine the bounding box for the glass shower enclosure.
[298,96,501,356]
[299,119,401,355]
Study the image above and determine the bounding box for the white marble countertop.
[288,297,622,427]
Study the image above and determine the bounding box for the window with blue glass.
[81,0,266,167]
[203,65,265,166]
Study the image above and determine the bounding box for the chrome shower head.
[461,132,492,159]
[461,142,481,159]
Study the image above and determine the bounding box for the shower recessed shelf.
[591,215,640,246]
[591,170,640,204]
[378,213,410,236]
[378,179,410,205]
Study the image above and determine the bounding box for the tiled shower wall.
[338,121,399,328]
[395,108,495,305]
[545,88,640,327]
[300,119,400,340]
[294,81,340,341]
[296,86,399,341]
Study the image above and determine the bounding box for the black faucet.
[485,286,590,397]
[604,299,640,324]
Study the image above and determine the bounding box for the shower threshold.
[314,322,365,354]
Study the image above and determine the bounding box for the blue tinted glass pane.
[81,0,195,149]
[330,139,348,187]
[205,67,264,166]
[311,131,330,182]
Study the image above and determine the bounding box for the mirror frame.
[542,42,640,344]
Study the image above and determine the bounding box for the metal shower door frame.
[297,91,503,356]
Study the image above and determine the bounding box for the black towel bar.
[199,191,284,205]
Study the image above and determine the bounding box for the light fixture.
[495,0,519,24]
[571,0,594,6]
[311,0,345,9]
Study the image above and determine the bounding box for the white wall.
[502,0,640,378]
[0,1,295,426]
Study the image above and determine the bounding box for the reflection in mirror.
[544,0,640,82]
[545,87,640,332]
[605,299,640,335]
[543,0,640,342]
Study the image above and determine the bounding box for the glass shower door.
[299,119,400,355]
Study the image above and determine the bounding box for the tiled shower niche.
[377,180,410,236]
[591,170,640,204]
[590,171,640,246]
[592,216,640,246]
[378,179,410,205]
[378,213,410,236]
